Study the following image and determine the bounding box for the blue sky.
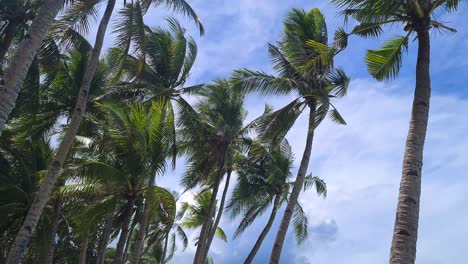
[92,0,468,263]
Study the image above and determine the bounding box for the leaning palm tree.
[330,1,463,263]
[178,80,251,264]
[228,140,326,264]
[6,0,203,261]
[0,0,64,134]
[232,8,349,263]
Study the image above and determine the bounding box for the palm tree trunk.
[0,0,63,135]
[160,230,171,264]
[97,214,113,264]
[5,1,116,262]
[131,200,151,264]
[122,224,134,263]
[201,169,232,264]
[270,103,316,264]
[193,155,226,264]
[244,194,281,264]
[78,233,90,264]
[44,198,62,264]
[389,28,431,264]
[115,197,136,264]
[0,21,18,71]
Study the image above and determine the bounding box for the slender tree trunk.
[5,1,116,262]
[131,200,151,264]
[193,153,227,264]
[270,103,316,264]
[193,154,226,264]
[193,177,220,264]
[97,214,113,264]
[44,198,62,264]
[0,0,63,135]
[160,230,171,264]
[122,224,134,263]
[114,197,136,264]
[244,194,281,264]
[78,233,90,264]
[0,21,18,72]
[201,170,232,264]
[389,28,431,264]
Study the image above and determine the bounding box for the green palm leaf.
[365,34,410,80]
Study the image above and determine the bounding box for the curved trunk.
[201,169,232,264]
[44,198,62,264]
[0,21,18,71]
[130,200,151,263]
[78,233,89,264]
[97,214,113,264]
[5,1,116,262]
[193,154,226,264]
[389,29,431,264]
[0,0,63,135]
[270,103,316,264]
[244,194,281,264]
[114,197,136,264]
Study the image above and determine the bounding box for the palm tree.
[330,1,462,263]
[61,101,175,264]
[7,0,202,260]
[106,17,202,160]
[228,140,326,264]
[0,0,41,70]
[177,80,251,264]
[0,131,53,263]
[232,8,349,263]
[0,0,64,134]
[179,191,228,245]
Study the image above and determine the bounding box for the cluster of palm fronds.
[0,0,462,263]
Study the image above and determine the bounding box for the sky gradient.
[93,0,468,263]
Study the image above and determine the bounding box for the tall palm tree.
[330,1,462,263]
[228,140,326,264]
[232,8,349,263]
[177,80,251,264]
[7,0,203,261]
[0,0,64,134]
[0,0,41,70]
[107,17,202,161]
[61,101,175,264]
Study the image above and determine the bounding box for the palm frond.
[215,226,227,242]
[365,34,410,81]
[292,203,309,245]
[254,99,306,146]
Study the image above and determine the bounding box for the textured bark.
[389,28,431,264]
[131,200,151,264]
[97,214,113,264]
[0,21,18,71]
[44,198,62,264]
[114,197,136,264]
[244,194,281,264]
[193,155,226,264]
[270,104,316,264]
[0,0,63,135]
[5,1,116,262]
[78,234,89,264]
[201,170,232,264]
